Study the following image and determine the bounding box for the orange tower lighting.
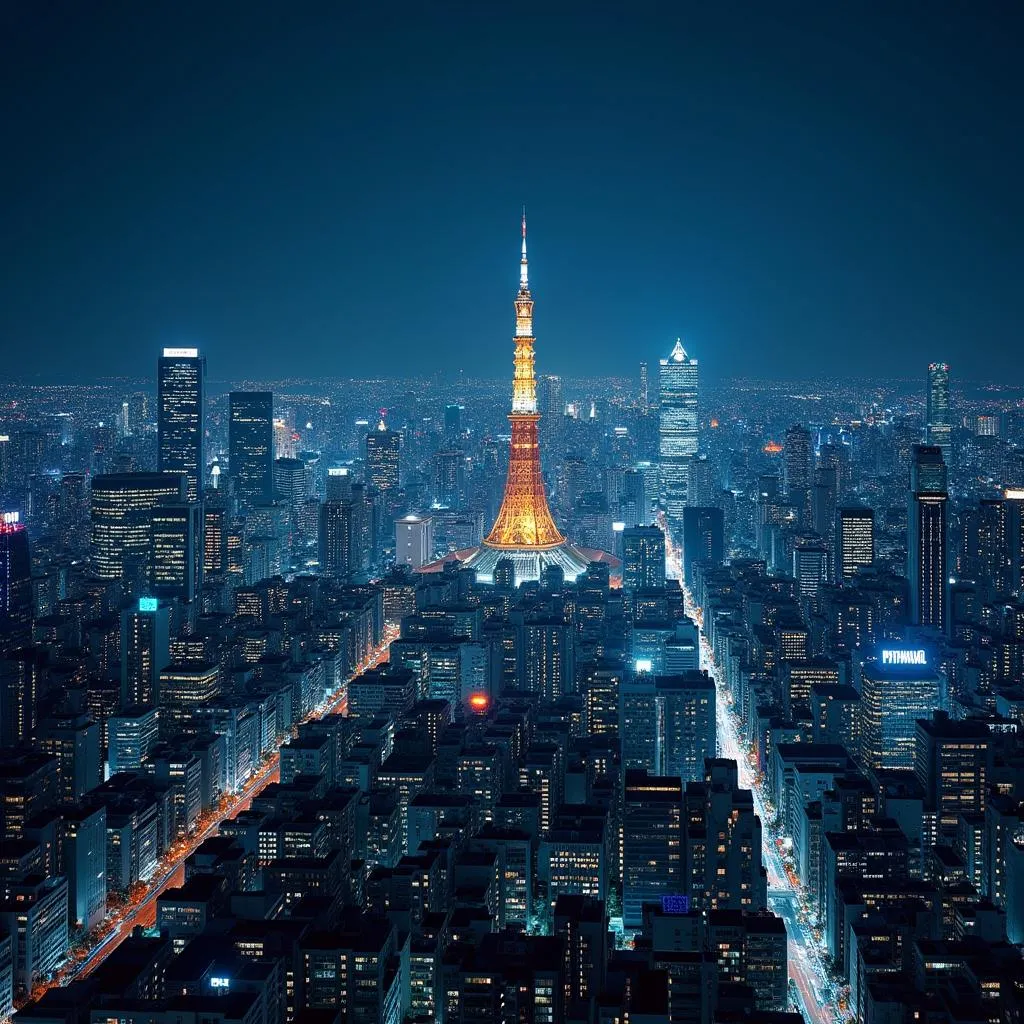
[483,210,565,550]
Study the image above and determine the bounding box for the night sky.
[2,3,1022,383]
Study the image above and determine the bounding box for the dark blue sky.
[2,3,1022,382]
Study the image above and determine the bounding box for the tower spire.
[481,211,565,551]
[520,206,529,291]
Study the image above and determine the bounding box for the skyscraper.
[120,599,171,707]
[91,473,186,582]
[462,214,595,585]
[792,541,827,597]
[657,673,716,784]
[0,512,32,651]
[681,506,724,584]
[836,506,874,583]
[432,450,464,509]
[908,445,948,629]
[622,524,666,591]
[926,362,952,461]
[157,347,205,503]
[365,419,401,494]
[622,770,683,928]
[783,424,812,519]
[659,339,698,524]
[443,403,463,440]
[319,498,370,580]
[229,392,274,506]
[150,502,201,602]
[395,514,434,570]
[914,711,990,840]
[859,647,944,771]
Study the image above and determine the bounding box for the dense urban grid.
[1,228,1023,1024]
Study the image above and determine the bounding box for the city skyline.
[1,9,1023,1024]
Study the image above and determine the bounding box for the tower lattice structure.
[484,213,565,551]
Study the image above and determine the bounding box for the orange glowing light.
[710,418,719,428]
[468,693,490,712]
[763,441,783,454]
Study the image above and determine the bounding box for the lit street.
[665,527,846,1024]
[28,629,395,1002]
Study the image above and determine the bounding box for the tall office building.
[120,600,171,707]
[0,512,32,651]
[658,673,716,785]
[432,450,464,509]
[908,445,948,629]
[684,760,767,912]
[366,419,401,493]
[443,404,463,440]
[395,514,433,570]
[639,362,649,409]
[202,504,227,574]
[622,770,683,929]
[229,392,274,506]
[157,347,205,502]
[320,500,364,580]
[681,506,724,584]
[108,705,160,774]
[151,502,200,602]
[159,663,220,737]
[926,362,952,461]
[836,506,874,583]
[91,473,186,582]
[793,541,827,597]
[619,673,715,782]
[914,711,990,839]
[783,424,812,519]
[62,805,107,932]
[36,713,100,803]
[622,525,666,591]
[659,339,699,524]
[859,647,944,771]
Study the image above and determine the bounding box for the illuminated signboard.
[327,467,350,476]
[1,511,20,526]
[634,658,653,674]
[612,522,626,533]
[661,894,690,915]
[138,597,159,612]
[210,977,230,989]
[162,347,199,358]
[1005,488,1024,501]
[881,649,927,667]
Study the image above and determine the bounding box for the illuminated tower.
[464,214,598,585]
[229,391,274,506]
[658,339,698,525]
[0,512,32,651]
[486,212,563,549]
[158,347,205,503]
[908,444,947,629]
[926,362,952,462]
[366,418,401,493]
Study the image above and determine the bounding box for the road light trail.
[661,522,847,1024]
[24,627,397,1006]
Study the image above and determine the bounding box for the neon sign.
[138,597,159,612]
[162,347,199,358]
[1,511,19,526]
[881,649,927,667]
[661,895,690,914]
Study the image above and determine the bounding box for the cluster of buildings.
[0,221,1021,1024]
